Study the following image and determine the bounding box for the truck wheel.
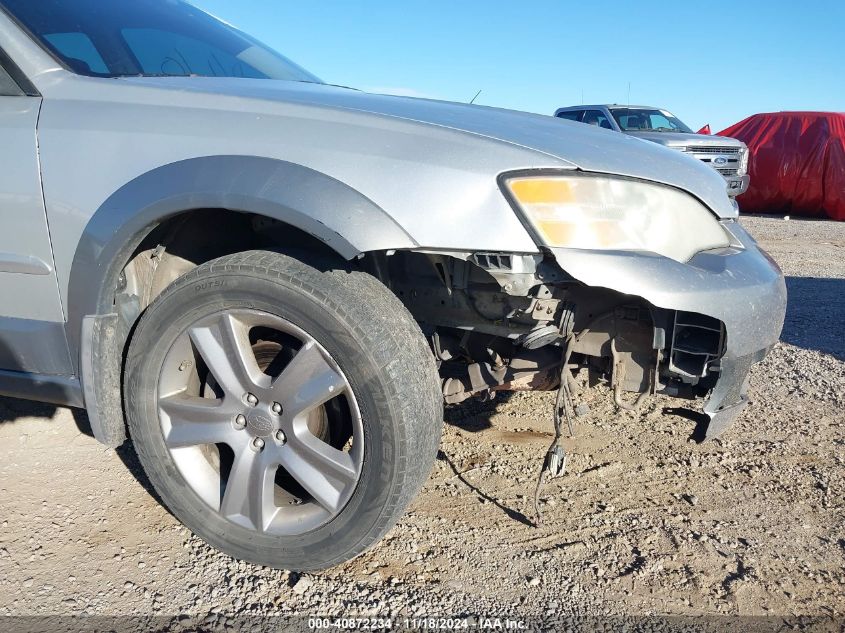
[123,250,442,570]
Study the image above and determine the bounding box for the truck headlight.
[739,146,749,175]
[504,174,730,263]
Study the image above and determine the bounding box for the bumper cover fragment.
[549,223,786,438]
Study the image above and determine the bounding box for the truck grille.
[684,146,741,154]
[676,145,744,180]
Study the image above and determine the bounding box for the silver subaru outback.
[0,0,785,570]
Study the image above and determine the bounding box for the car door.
[0,50,72,375]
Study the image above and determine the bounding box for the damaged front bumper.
[549,221,787,438]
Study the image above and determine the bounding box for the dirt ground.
[0,215,843,627]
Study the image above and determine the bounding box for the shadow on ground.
[444,393,516,432]
[783,276,845,361]
[70,408,164,505]
[0,399,163,505]
[437,448,534,527]
[0,397,61,424]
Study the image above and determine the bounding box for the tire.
[124,250,443,570]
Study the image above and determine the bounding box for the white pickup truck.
[554,104,750,196]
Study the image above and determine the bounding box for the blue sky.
[201,0,844,133]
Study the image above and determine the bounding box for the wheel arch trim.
[69,155,417,445]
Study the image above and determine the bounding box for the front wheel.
[124,251,443,570]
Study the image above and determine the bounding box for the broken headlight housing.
[504,174,730,263]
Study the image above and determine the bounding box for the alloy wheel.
[156,309,363,535]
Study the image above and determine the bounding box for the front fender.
[67,155,417,370]
[68,156,419,445]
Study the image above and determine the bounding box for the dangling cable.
[533,338,575,527]
[530,314,616,527]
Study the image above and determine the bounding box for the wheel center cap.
[246,413,274,437]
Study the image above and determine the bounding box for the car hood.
[627,130,745,149]
[119,77,737,218]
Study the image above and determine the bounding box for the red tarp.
[718,112,845,221]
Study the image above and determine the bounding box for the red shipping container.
[718,112,845,221]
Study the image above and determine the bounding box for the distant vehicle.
[554,105,750,196]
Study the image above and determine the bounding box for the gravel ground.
[0,215,843,628]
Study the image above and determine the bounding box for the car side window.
[556,110,583,122]
[582,109,612,129]
[43,33,109,75]
[122,28,269,78]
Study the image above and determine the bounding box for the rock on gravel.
[291,576,313,595]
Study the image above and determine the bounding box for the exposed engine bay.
[362,249,731,524]
[364,250,726,414]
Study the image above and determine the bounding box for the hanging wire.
[533,338,575,526]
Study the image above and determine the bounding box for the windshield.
[0,0,321,82]
[610,108,694,133]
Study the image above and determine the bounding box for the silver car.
[554,105,751,196]
[0,0,785,570]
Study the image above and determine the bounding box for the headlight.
[739,146,749,175]
[504,174,730,263]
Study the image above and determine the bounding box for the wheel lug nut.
[271,402,283,415]
[246,393,258,406]
[274,430,287,445]
[252,437,265,451]
[234,414,246,429]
